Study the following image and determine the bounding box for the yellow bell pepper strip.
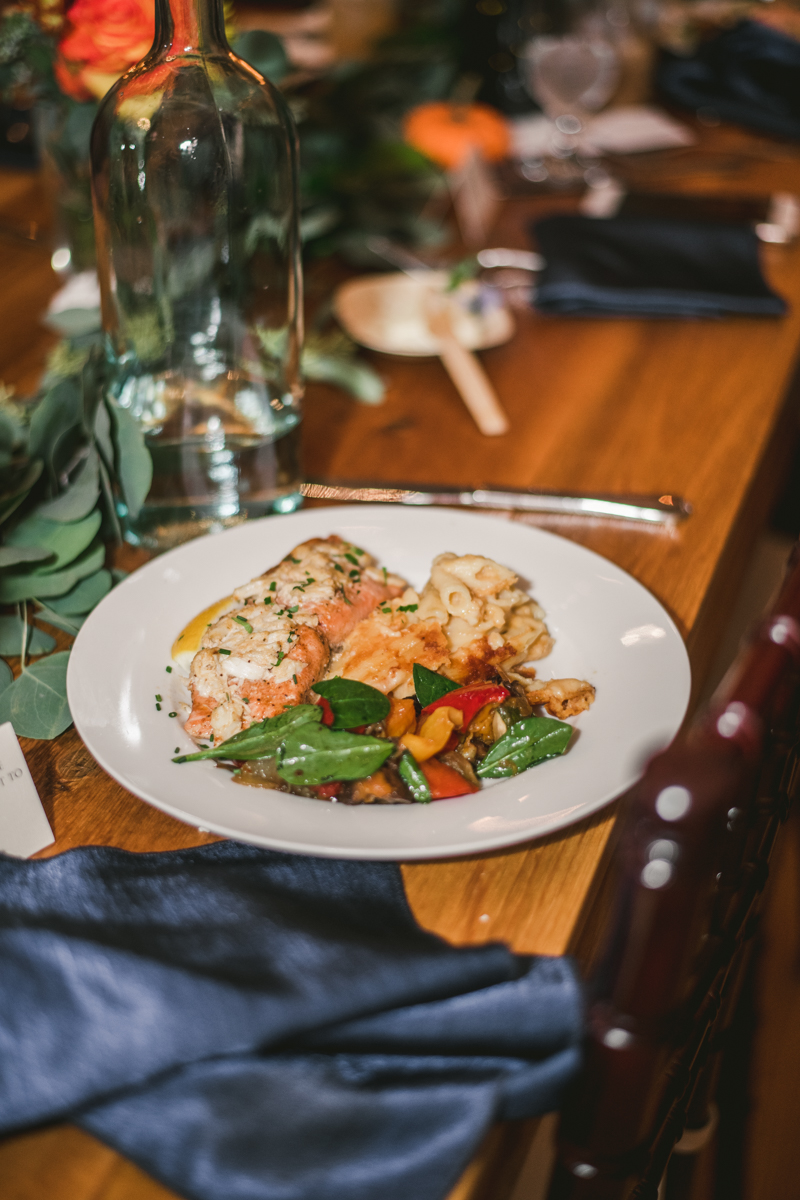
[419,682,510,730]
[385,696,417,739]
[400,706,463,762]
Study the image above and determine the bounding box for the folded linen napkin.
[532,213,787,318]
[657,19,800,142]
[0,842,582,1200]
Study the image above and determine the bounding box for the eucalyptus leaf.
[0,650,72,739]
[413,663,459,708]
[107,398,152,519]
[0,545,53,567]
[302,351,385,404]
[313,677,390,729]
[174,704,321,763]
[476,717,573,779]
[37,446,100,522]
[277,724,393,786]
[46,568,111,615]
[0,539,104,603]
[0,658,11,694]
[4,508,101,574]
[0,459,42,526]
[0,615,56,657]
[27,377,81,465]
[94,399,114,468]
[34,605,85,636]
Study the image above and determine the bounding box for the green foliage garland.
[0,340,152,740]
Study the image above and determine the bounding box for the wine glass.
[520,5,620,184]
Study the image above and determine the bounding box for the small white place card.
[0,722,54,858]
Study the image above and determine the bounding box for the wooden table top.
[2,117,800,1200]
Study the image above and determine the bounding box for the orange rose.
[55,0,155,101]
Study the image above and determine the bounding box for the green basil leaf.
[313,677,390,729]
[0,615,56,657]
[0,658,12,694]
[4,509,101,573]
[0,545,53,568]
[0,539,104,603]
[107,397,152,519]
[413,663,459,708]
[174,704,322,762]
[37,446,100,522]
[277,724,393,786]
[46,568,111,615]
[398,751,431,803]
[477,716,573,779]
[0,650,72,739]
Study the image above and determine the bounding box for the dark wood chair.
[543,544,800,1200]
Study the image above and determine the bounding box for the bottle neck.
[154,0,228,55]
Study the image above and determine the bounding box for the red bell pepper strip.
[315,782,341,799]
[420,683,510,731]
[317,697,335,726]
[420,758,479,799]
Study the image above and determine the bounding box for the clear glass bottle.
[90,0,303,551]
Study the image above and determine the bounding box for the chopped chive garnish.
[287,605,299,614]
[276,649,285,665]
[381,607,391,614]
[333,563,344,572]
[292,584,305,591]
[292,674,298,684]
[156,703,161,711]
[286,555,301,564]
[342,591,352,606]
[169,711,177,718]
[166,665,173,673]
[265,597,272,604]
[155,694,162,702]
[344,553,359,566]
[398,603,418,612]
[269,581,277,591]
[243,697,249,704]
[175,747,180,753]
[349,569,360,579]
[219,647,231,655]
[234,616,254,633]
[382,567,387,583]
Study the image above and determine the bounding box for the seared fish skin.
[186,536,405,743]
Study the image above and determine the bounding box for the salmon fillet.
[185,536,405,743]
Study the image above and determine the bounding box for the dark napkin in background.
[532,213,787,318]
[658,19,800,143]
[0,842,582,1200]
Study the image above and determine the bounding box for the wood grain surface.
[2,116,800,1199]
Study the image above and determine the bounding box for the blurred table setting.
[3,0,800,1197]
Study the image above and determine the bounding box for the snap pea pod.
[398,752,432,803]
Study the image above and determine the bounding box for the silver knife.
[300,482,691,525]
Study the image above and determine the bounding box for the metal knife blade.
[300,482,692,525]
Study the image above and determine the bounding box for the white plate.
[67,507,690,860]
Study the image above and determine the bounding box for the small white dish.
[67,507,691,860]
[334,271,515,357]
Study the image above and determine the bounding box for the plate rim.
[67,506,691,860]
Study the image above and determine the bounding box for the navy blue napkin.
[658,19,800,143]
[0,842,582,1200]
[532,213,787,318]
